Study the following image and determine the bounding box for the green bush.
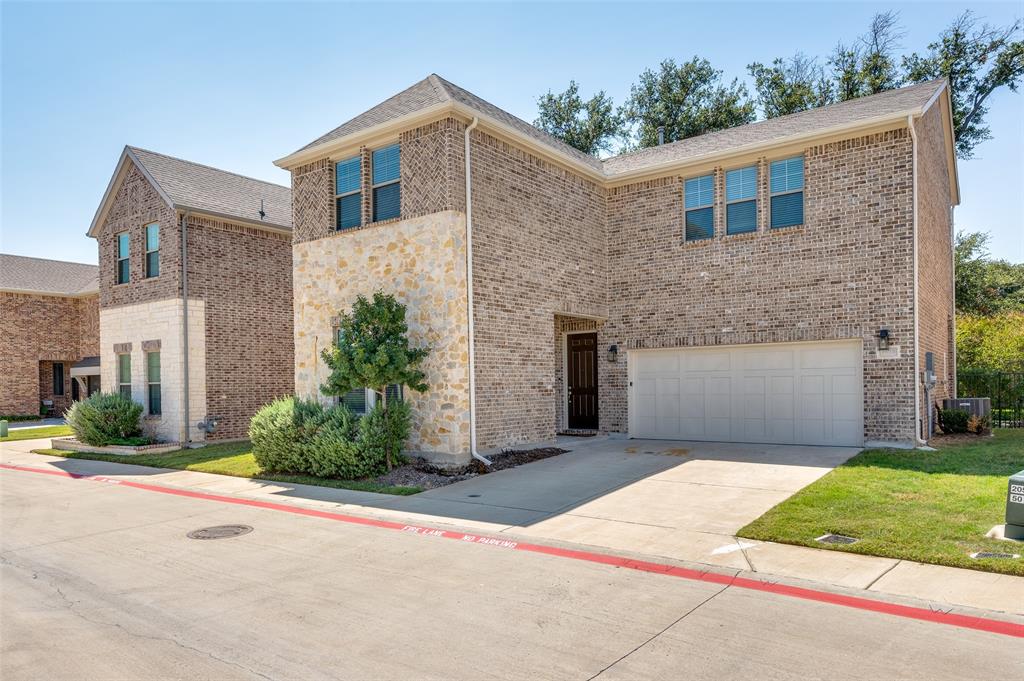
[938,407,970,434]
[65,392,144,446]
[249,396,411,479]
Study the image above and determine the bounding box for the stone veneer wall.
[293,210,471,458]
[0,292,99,416]
[914,104,956,436]
[100,298,207,443]
[604,128,917,443]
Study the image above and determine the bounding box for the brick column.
[360,146,372,226]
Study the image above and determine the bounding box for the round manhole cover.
[187,525,253,540]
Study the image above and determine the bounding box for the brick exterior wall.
[0,292,99,416]
[95,158,293,442]
[469,127,607,450]
[98,163,180,308]
[185,215,294,440]
[914,104,956,436]
[605,129,917,443]
[289,109,953,456]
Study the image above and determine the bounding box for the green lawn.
[32,441,421,496]
[1,425,73,442]
[738,429,1024,576]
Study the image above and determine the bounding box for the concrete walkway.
[3,436,1022,616]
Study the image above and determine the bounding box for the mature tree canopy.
[954,231,1024,316]
[748,54,834,118]
[533,81,624,156]
[621,57,756,149]
[904,12,1024,158]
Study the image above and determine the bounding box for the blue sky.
[2,1,1021,263]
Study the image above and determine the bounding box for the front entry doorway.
[567,332,598,430]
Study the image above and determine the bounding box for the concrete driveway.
[406,437,860,569]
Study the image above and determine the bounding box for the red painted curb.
[3,461,1022,639]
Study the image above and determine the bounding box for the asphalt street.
[2,465,1021,681]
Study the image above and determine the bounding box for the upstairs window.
[770,156,804,229]
[118,353,131,399]
[147,351,161,415]
[145,223,160,278]
[726,166,758,235]
[371,144,400,222]
[684,175,714,241]
[116,232,130,284]
[335,156,362,231]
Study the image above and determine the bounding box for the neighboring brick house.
[87,147,294,442]
[0,254,101,417]
[275,75,957,464]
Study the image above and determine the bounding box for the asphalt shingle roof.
[0,254,98,295]
[289,76,946,179]
[602,80,945,175]
[293,74,604,172]
[129,147,292,229]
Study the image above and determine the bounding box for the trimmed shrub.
[304,406,364,478]
[65,392,144,446]
[937,407,970,434]
[249,396,410,479]
[357,400,411,472]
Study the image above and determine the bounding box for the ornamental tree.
[320,291,430,468]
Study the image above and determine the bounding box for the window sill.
[722,229,759,241]
[681,237,713,248]
[144,415,162,421]
[769,224,805,234]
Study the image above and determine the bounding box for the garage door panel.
[685,351,731,371]
[631,341,862,447]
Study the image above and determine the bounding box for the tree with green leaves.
[903,11,1024,159]
[954,231,1024,316]
[748,54,834,118]
[320,291,429,469]
[533,81,624,156]
[859,10,905,95]
[621,57,755,149]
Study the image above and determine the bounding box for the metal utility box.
[942,397,991,419]
[1007,471,1024,541]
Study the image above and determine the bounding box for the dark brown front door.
[567,333,598,430]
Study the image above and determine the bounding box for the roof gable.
[89,147,292,236]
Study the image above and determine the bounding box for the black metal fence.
[956,370,1024,428]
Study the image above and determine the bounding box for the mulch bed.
[374,446,568,491]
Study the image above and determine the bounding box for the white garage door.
[630,341,863,446]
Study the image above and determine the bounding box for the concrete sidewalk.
[3,436,1022,617]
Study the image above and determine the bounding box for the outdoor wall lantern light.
[608,344,619,362]
[877,328,891,350]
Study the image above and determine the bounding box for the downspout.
[908,115,925,446]
[464,116,492,467]
[180,211,191,447]
[950,203,957,398]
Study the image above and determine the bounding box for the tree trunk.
[380,386,392,470]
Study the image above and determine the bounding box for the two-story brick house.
[275,75,957,464]
[0,254,101,417]
[88,147,294,443]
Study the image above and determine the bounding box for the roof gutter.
[463,116,491,467]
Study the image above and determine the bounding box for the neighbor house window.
[770,155,804,228]
[116,232,130,284]
[684,175,714,241]
[726,166,758,235]
[335,156,362,231]
[145,223,159,278]
[118,353,131,399]
[146,351,161,415]
[371,144,400,222]
[52,362,65,396]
